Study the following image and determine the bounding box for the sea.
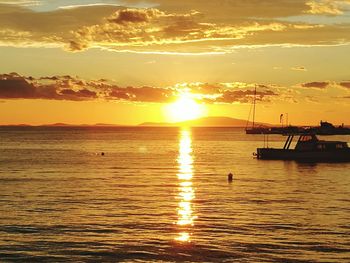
[0,126,349,262]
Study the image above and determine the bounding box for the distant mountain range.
[139,116,272,127]
[1,117,348,127]
[0,123,122,127]
[0,116,271,127]
[2,117,349,128]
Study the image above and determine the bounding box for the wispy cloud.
[0,2,349,53]
[305,0,350,15]
[300,81,329,88]
[299,80,350,90]
[0,0,39,6]
[291,66,307,71]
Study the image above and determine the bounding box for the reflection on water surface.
[175,129,197,242]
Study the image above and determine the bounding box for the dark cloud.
[60,88,97,100]
[125,86,174,102]
[0,73,281,104]
[214,89,277,103]
[108,8,160,24]
[339,81,350,88]
[0,73,97,101]
[5,73,349,105]
[0,75,36,98]
[108,89,131,100]
[301,81,329,89]
[0,73,174,102]
[107,86,174,103]
[68,40,88,52]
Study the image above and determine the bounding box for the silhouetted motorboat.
[256,133,350,162]
[308,121,350,135]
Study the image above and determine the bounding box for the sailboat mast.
[252,85,257,128]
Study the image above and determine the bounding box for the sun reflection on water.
[175,129,197,242]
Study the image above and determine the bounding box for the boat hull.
[246,128,268,134]
[257,148,350,162]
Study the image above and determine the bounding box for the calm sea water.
[0,127,349,262]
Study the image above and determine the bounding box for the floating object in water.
[101,152,105,156]
[228,173,233,182]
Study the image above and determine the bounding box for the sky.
[0,0,349,125]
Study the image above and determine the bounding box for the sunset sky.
[0,0,349,125]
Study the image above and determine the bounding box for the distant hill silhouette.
[47,123,70,126]
[42,123,123,127]
[1,123,123,127]
[139,116,271,127]
[139,122,172,127]
[0,117,272,127]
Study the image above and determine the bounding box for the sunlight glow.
[175,232,190,242]
[164,92,206,122]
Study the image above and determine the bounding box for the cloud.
[68,8,291,52]
[145,60,156,64]
[0,72,36,98]
[0,2,350,53]
[305,95,319,103]
[125,0,310,19]
[60,88,97,99]
[212,89,277,104]
[305,0,347,15]
[291,66,307,71]
[107,86,175,102]
[339,81,350,88]
[107,8,161,24]
[0,73,100,101]
[181,82,278,103]
[298,80,350,90]
[301,81,329,88]
[2,73,349,105]
[0,73,280,104]
[0,1,38,6]
[0,73,176,102]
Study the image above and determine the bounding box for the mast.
[252,85,257,128]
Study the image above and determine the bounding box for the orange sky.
[0,0,349,125]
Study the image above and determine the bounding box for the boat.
[246,126,268,134]
[245,86,269,134]
[255,133,350,162]
[267,121,350,135]
[308,121,350,135]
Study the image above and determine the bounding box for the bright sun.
[164,93,206,122]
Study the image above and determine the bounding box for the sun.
[164,93,206,122]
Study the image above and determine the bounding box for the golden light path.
[175,129,197,242]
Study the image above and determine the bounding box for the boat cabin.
[284,134,349,151]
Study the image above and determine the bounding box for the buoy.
[228,173,233,182]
